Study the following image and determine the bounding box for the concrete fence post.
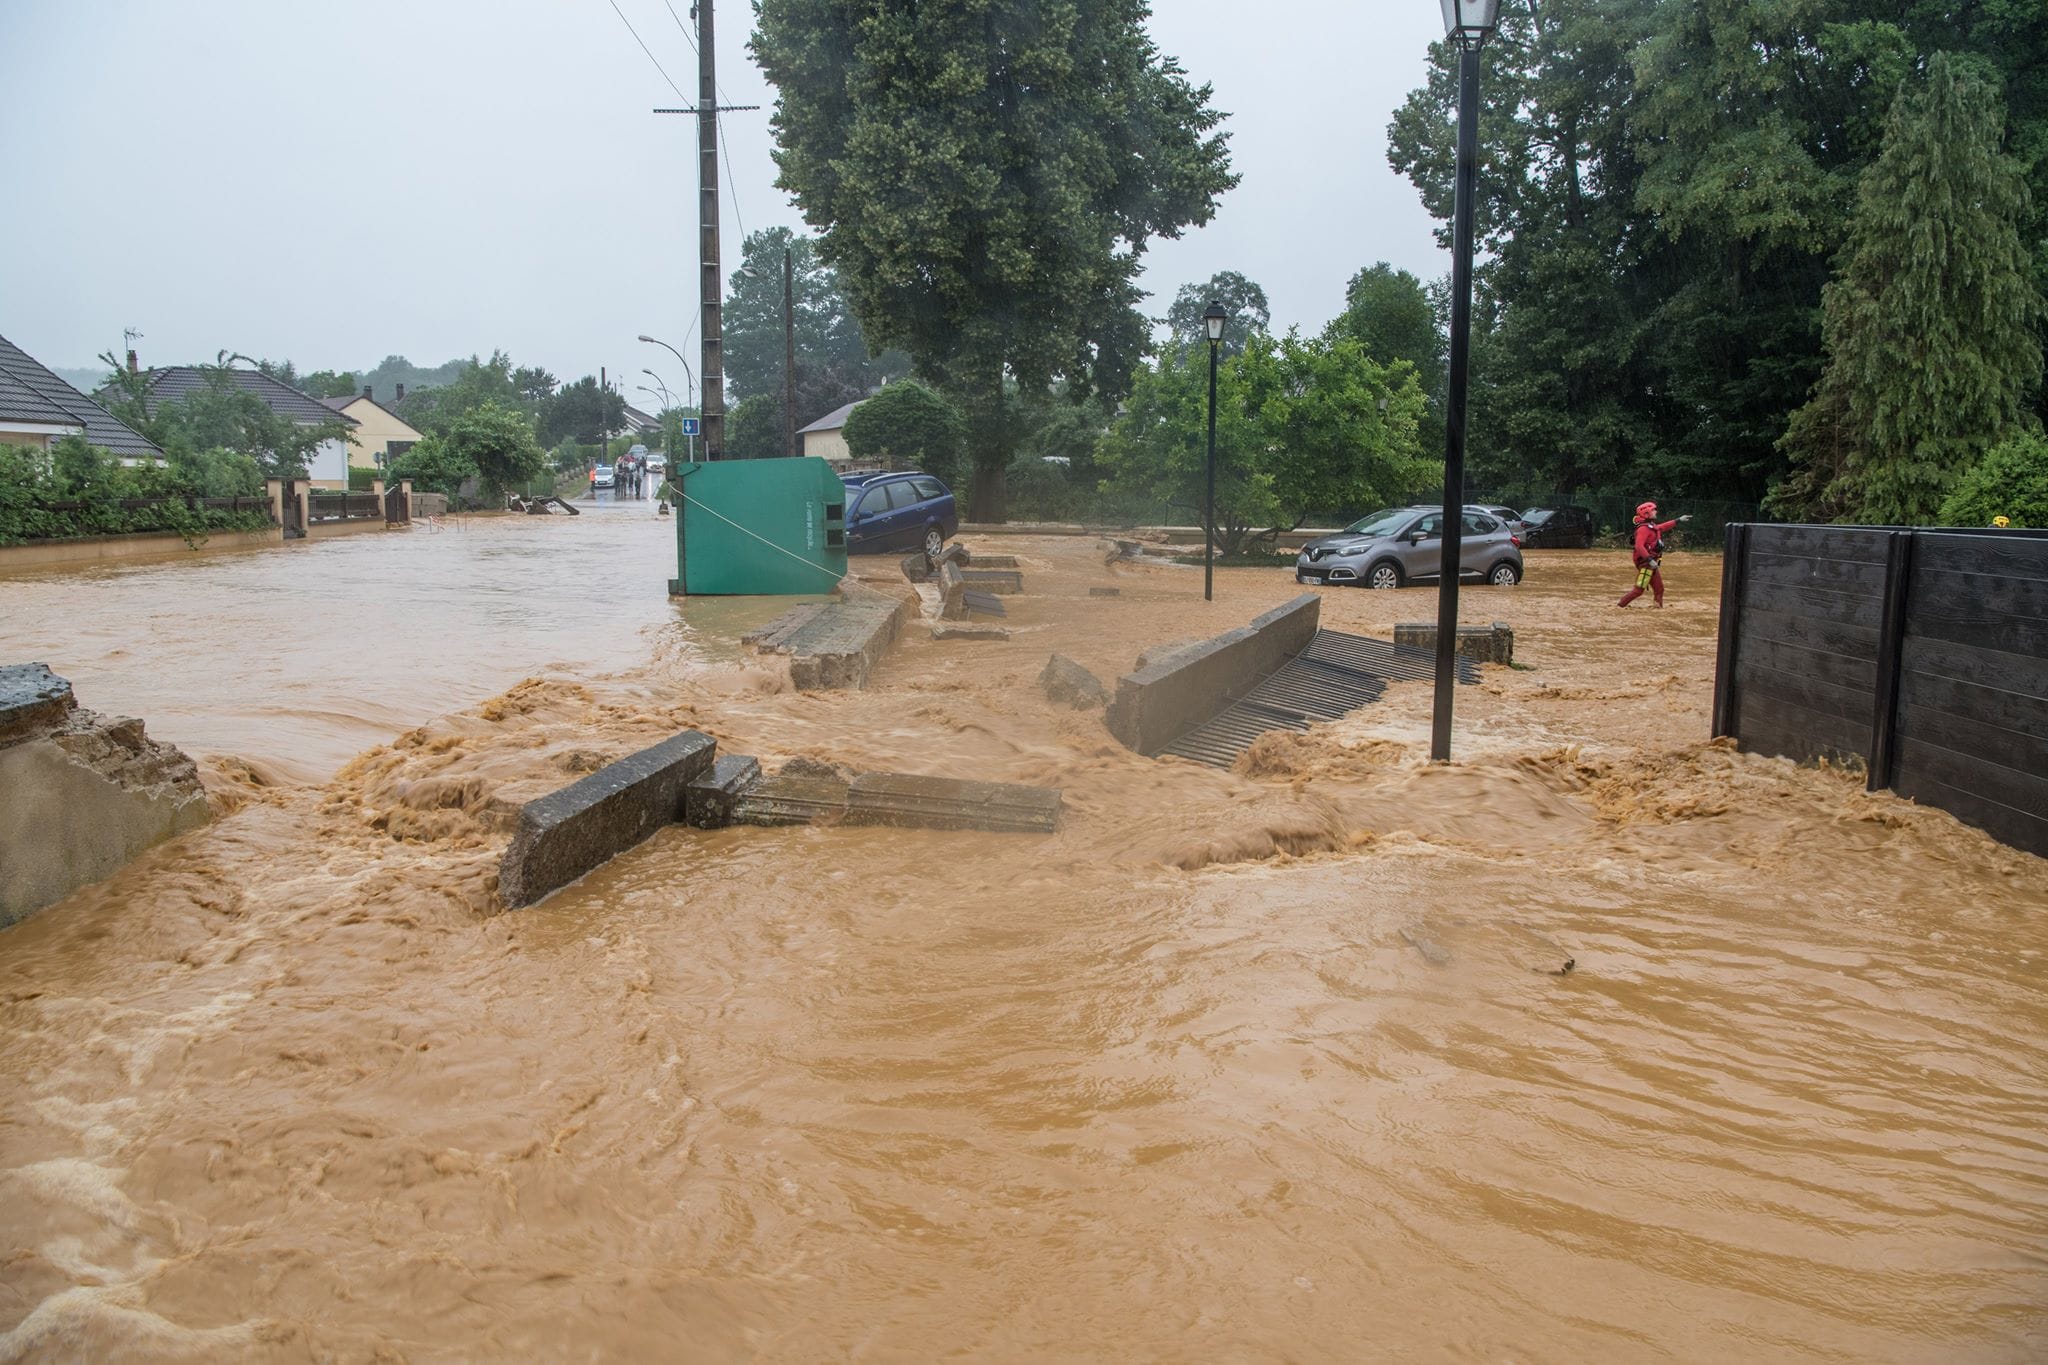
[264,478,285,528]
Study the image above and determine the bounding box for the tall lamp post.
[638,336,698,462]
[1203,300,1227,603]
[1429,0,1500,762]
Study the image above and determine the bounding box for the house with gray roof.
[120,365,358,487]
[0,332,162,464]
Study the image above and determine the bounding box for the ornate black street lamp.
[1204,299,1227,603]
[1430,0,1501,762]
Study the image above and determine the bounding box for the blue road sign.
[680,418,700,436]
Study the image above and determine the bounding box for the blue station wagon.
[841,472,958,557]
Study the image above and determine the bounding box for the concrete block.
[2,675,208,931]
[1088,586,1121,598]
[938,542,973,567]
[960,569,1023,595]
[1040,654,1109,709]
[498,730,716,909]
[748,589,907,690]
[933,624,1010,641]
[1392,621,1514,665]
[971,554,1020,569]
[901,551,934,583]
[938,560,968,620]
[732,772,853,826]
[684,753,763,828]
[847,773,1062,834]
[1105,595,1322,755]
[0,663,75,747]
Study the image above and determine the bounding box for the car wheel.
[1488,561,1521,586]
[923,525,945,558]
[1366,561,1402,590]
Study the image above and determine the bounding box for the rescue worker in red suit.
[1617,501,1690,607]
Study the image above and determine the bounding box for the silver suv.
[1296,505,1524,589]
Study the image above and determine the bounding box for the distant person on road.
[1616,501,1690,608]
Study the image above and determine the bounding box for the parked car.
[646,453,667,476]
[1296,505,1523,589]
[842,471,958,556]
[592,463,616,489]
[628,444,649,461]
[1471,503,1529,536]
[1518,505,1596,549]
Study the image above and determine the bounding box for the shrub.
[1939,431,2048,528]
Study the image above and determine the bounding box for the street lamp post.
[1203,300,1227,604]
[638,335,698,462]
[1429,0,1500,763]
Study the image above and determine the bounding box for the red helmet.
[1635,501,1658,521]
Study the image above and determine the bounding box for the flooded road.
[2,529,2045,1361]
[0,498,795,781]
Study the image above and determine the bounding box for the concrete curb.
[1104,595,1322,755]
[498,730,716,909]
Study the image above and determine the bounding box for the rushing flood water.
[2,526,2045,1361]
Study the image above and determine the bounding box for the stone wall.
[1104,595,1322,755]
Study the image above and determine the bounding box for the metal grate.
[1159,630,1477,768]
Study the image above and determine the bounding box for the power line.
[605,0,687,101]
[664,0,697,54]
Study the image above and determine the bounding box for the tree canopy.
[753,0,1237,519]
[1386,0,2048,513]
[843,381,967,487]
[1161,271,1270,358]
[723,227,909,426]
[1777,53,2042,523]
[1098,333,1433,553]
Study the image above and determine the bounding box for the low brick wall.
[498,730,716,908]
[1104,594,1322,755]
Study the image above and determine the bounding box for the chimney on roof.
[362,385,373,400]
[396,383,406,402]
[126,349,138,374]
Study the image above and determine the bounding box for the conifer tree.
[1779,53,2042,524]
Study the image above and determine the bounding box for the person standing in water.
[1617,501,1690,608]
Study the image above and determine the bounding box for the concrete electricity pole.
[654,2,755,461]
[783,246,797,458]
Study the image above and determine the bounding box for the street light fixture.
[1428,0,1500,763]
[638,335,698,463]
[1203,299,1227,604]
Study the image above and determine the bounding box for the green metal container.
[668,456,848,596]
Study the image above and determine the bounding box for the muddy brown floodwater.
[3,521,2046,1362]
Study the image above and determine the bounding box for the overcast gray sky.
[0,0,1448,390]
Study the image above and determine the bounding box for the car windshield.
[1343,508,1413,537]
[1522,509,1554,526]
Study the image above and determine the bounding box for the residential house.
[118,365,358,488]
[797,399,864,463]
[620,403,663,439]
[0,332,162,464]
[321,385,422,472]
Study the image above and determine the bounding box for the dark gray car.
[1296,505,1524,589]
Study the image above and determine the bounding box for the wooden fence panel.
[1723,525,1891,766]
[1715,524,2048,859]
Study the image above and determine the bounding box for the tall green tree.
[753,0,1237,520]
[843,381,967,486]
[1098,334,1433,553]
[1160,271,1269,357]
[1326,263,1446,461]
[721,394,786,462]
[537,375,627,448]
[1778,54,2043,523]
[724,227,909,424]
[438,400,547,499]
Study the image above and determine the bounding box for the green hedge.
[0,437,274,547]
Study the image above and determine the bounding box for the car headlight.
[1331,544,1363,556]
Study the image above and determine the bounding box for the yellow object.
[1992,515,2012,528]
